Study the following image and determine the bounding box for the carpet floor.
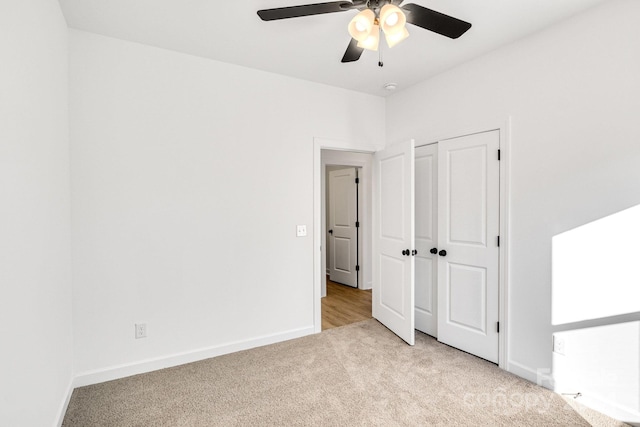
[63,320,625,426]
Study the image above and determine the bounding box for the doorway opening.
[319,149,374,331]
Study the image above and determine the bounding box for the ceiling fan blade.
[401,4,472,39]
[341,38,364,63]
[258,2,355,21]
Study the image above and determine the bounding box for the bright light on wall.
[552,204,640,325]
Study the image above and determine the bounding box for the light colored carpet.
[63,320,624,426]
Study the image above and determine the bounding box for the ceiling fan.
[257,0,472,63]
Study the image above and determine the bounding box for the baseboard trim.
[570,393,640,426]
[73,326,315,388]
[55,377,75,427]
[555,378,640,426]
[507,360,640,424]
[507,360,553,388]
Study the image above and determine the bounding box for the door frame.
[314,138,379,333]
[414,117,511,370]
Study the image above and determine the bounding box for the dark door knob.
[411,250,417,256]
[439,250,447,257]
[430,247,437,254]
[402,249,410,256]
[328,229,333,235]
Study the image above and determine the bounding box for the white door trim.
[314,138,380,333]
[411,117,511,370]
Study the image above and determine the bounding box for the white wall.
[551,203,640,424]
[0,1,73,426]
[553,322,640,423]
[386,0,640,380]
[69,30,385,381]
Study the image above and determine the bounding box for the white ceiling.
[58,0,609,97]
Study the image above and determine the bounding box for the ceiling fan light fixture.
[258,1,472,65]
[357,24,380,51]
[380,4,406,36]
[385,26,409,48]
[348,9,375,42]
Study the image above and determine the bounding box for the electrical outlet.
[135,323,147,339]
[553,336,565,355]
[296,225,307,237]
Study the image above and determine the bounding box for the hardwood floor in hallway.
[322,277,372,331]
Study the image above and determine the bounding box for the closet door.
[373,140,415,345]
[437,130,500,363]
[414,144,438,337]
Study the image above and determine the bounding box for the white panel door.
[328,168,358,287]
[415,144,438,337]
[373,140,415,345]
[437,130,500,363]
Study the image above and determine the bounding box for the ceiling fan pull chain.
[378,39,384,67]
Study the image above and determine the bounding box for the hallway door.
[328,167,358,287]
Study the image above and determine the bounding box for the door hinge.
[356,265,360,271]
[497,322,500,333]
[497,236,500,247]
[355,177,360,184]
[498,149,501,160]
[355,221,360,228]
